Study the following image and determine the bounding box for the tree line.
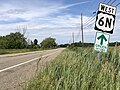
[0,32,119,49]
[58,41,120,48]
[0,32,57,49]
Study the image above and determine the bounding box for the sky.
[0,0,120,44]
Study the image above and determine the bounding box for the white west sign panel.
[95,3,116,34]
[94,32,110,53]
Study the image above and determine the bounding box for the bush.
[41,37,57,49]
[33,45,39,49]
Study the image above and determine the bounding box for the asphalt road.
[0,48,64,90]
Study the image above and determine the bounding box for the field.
[25,47,120,90]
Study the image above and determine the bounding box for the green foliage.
[34,39,38,45]
[26,47,120,90]
[0,32,27,49]
[33,45,39,49]
[41,37,57,49]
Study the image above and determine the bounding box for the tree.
[0,32,27,49]
[0,36,6,49]
[40,37,57,49]
[34,39,38,45]
[33,39,40,49]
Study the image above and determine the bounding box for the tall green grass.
[26,47,120,90]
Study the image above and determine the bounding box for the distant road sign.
[94,32,110,53]
[95,3,116,34]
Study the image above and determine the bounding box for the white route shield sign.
[94,3,116,34]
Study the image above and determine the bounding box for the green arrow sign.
[97,34,107,45]
[94,32,110,53]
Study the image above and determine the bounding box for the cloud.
[0,0,119,44]
[56,1,90,10]
[0,1,90,22]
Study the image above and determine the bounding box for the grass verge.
[0,49,41,55]
[25,47,120,90]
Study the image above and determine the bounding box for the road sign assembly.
[94,32,110,53]
[94,3,116,34]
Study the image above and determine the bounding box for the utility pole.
[72,32,74,44]
[81,13,84,47]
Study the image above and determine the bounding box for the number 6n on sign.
[95,3,116,34]
[96,13,114,32]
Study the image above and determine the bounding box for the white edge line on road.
[0,51,58,73]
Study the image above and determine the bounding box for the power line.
[103,0,107,3]
[82,0,120,33]
[107,0,112,4]
[83,0,120,31]
[83,0,108,26]
[84,16,96,25]
[84,15,96,25]
[110,0,116,5]
[84,0,115,29]
[75,0,100,41]
[84,17,96,29]
[115,2,120,6]
[75,0,96,39]
[75,0,117,42]
[84,19,95,29]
